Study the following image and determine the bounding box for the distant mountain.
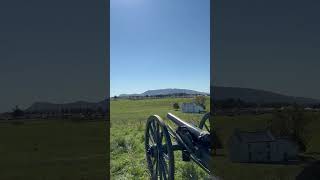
[24,87,320,112]
[119,87,320,105]
[213,86,320,105]
[119,88,209,97]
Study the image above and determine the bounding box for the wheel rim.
[145,115,174,180]
[199,112,211,132]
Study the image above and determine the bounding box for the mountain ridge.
[213,86,320,104]
[24,87,320,112]
[119,88,209,97]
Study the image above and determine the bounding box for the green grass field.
[3,97,317,179]
[111,97,320,180]
[111,98,211,179]
[0,119,107,180]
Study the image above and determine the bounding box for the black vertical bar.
[104,0,110,179]
[210,0,216,175]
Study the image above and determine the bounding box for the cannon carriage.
[145,112,215,179]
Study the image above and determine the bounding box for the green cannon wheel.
[145,115,174,180]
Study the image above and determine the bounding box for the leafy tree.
[268,106,313,152]
[12,105,24,119]
[173,103,180,110]
[194,96,206,109]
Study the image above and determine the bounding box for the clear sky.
[1,0,320,113]
[214,0,320,99]
[110,0,210,97]
[0,0,106,112]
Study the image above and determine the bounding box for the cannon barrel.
[167,113,210,142]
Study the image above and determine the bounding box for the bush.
[173,103,180,110]
[194,96,206,110]
[11,105,24,119]
[268,106,313,152]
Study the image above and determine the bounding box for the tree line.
[213,98,319,109]
[10,105,106,119]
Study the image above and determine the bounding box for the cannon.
[144,112,215,179]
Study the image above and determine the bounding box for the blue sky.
[110,0,210,97]
[213,0,320,99]
[0,0,105,112]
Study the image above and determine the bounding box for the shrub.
[268,106,313,152]
[173,103,180,110]
[194,96,206,110]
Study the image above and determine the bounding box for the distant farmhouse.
[181,102,204,113]
[228,130,299,163]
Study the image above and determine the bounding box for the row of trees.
[28,107,106,114]
[311,103,320,108]
[173,96,207,110]
[268,106,314,152]
[12,105,24,118]
[213,98,315,109]
[10,105,107,119]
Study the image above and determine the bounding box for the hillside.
[24,86,320,112]
[119,88,208,97]
[213,86,320,104]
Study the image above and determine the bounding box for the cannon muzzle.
[167,113,210,145]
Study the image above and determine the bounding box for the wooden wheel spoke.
[151,121,158,141]
[163,152,169,160]
[204,123,210,132]
[160,132,165,148]
[156,123,161,145]
[154,156,159,179]
[158,154,163,180]
[152,156,157,167]
[159,153,169,178]
[159,168,162,179]
[149,125,156,144]
[146,144,150,150]
[145,115,174,180]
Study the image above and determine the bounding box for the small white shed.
[181,102,204,113]
[228,130,299,163]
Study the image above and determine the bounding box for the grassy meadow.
[0,119,107,179]
[111,97,320,180]
[110,97,211,179]
[1,97,318,179]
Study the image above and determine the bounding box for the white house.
[181,102,204,113]
[228,130,299,163]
